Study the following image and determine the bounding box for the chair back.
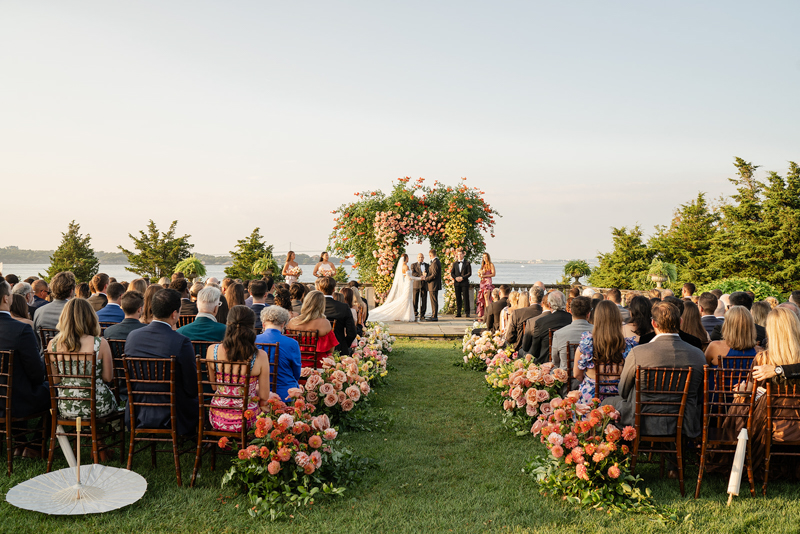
[106,339,127,401]
[763,381,800,494]
[594,360,626,401]
[284,329,320,369]
[634,366,693,437]
[548,329,556,361]
[701,365,757,437]
[565,342,578,384]
[44,351,99,420]
[720,354,756,372]
[196,358,252,446]
[38,328,58,352]
[178,315,197,327]
[255,343,280,393]
[99,321,117,335]
[122,356,177,431]
[190,341,217,360]
[0,350,13,420]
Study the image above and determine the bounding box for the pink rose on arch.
[540,402,553,417]
[319,383,335,396]
[535,389,550,402]
[531,419,545,435]
[324,393,338,407]
[526,404,538,417]
[553,368,569,382]
[550,397,563,409]
[306,391,319,403]
[341,399,355,412]
[337,391,347,404]
[542,374,555,387]
[575,403,592,416]
[516,397,526,408]
[312,414,330,431]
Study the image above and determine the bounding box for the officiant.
[411,253,429,319]
[450,249,472,318]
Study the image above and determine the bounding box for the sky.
[1,1,798,260]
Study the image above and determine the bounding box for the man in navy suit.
[247,280,269,330]
[318,277,356,355]
[96,282,126,323]
[124,289,198,436]
[103,291,146,341]
[0,281,49,419]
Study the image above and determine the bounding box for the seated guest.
[128,278,148,294]
[5,274,19,286]
[87,273,110,311]
[350,286,368,327]
[682,282,696,299]
[276,288,298,321]
[140,284,163,324]
[499,291,519,333]
[505,286,544,352]
[528,291,572,364]
[751,300,770,328]
[290,283,306,314]
[574,300,637,403]
[124,289,198,436]
[247,276,275,307]
[697,292,722,338]
[339,287,359,337]
[711,291,766,345]
[621,296,653,342]
[103,291,147,340]
[157,276,170,287]
[226,282,246,309]
[47,298,117,419]
[602,301,706,469]
[12,282,34,314]
[10,294,34,329]
[206,306,270,431]
[681,300,709,342]
[0,281,49,426]
[778,301,800,321]
[486,285,511,332]
[34,271,76,334]
[764,296,779,310]
[789,290,800,307]
[552,296,593,371]
[255,306,300,402]
[247,280,269,330]
[606,288,631,324]
[662,289,675,298]
[521,292,553,353]
[317,277,356,355]
[704,306,757,367]
[205,277,219,286]
[648,288,661,301]
[638,296,704,350]
[286,290,338,358]
[76,283,91,299]
[171,278,198,316]
[96,282,126,323]
[190,282,203,302]
[177,287,227,342]
[29,280,51,314]
[568,287,581,299]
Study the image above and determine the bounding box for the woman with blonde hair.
[500,291,519,333]
[286,290,338,358]
[128,278,148,294]
[48,298,117,419]
[764,296,779,309]
[704,306,758,367]
[476,252,496,320]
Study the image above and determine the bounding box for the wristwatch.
[775,366,784,377]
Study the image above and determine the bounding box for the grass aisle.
[3,340,800,533]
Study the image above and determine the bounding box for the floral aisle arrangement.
[221,394,370,520]
[460,328,506,371]
[358,321,396,355]
[485,355,568,434]
[525,394,659,514]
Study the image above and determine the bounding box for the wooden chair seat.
[763,382,800,495]
[255,343,280,394]
[284,329,320,371]
[594,360,625,402]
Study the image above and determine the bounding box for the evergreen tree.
[587,225,654,289]
[759,161,800,292]
[649,192,720,285]
[118,220,193,280]
[42,221,100,283]
[225,228,280,281]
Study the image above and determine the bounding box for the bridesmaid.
[477,252,496,320]
[282,250,300,285]
[312,252,336,278]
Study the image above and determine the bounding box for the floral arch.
[329,177,499,311]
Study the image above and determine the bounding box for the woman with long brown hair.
[226,282,246,308]
[477,252,495,320]
[205,306,270,432]
[681,300,710,342]
[573,300,637,403]
[282,250,301,285]
[140,283,163,324]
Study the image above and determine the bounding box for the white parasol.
[726,428,749,505]
[6,417,147,515]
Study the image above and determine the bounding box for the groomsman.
[450,250,472,318]
[410,253,429,320]
[424,250,442,321]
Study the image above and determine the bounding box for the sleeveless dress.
[477,274,494,318]
[208,345,259,432]
[55,336,118,419]
[576,331,637,404]
[316,330,339,361]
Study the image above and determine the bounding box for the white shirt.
[151,320,172,328]
[650,333,680,342]
[0,310,11,316]
[105,302,121,308]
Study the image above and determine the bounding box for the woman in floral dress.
[48,298,118,419]
[573,301,637,404]
[477,252,496,320]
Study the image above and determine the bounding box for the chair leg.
[5,425,12,476]
[762,437,771,496]
[694,441,707,499]
[745,441,755,497]
[190,433,203,487]
[676,437,685,497]
[40,415,49,459]
[172,436,182,487]
[91,423,100,465]
[127,431,135,470]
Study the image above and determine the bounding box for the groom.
[410,253,429,320]
[424,249,442,322]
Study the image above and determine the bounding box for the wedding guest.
[76,283,91,299]
[87,273,109,311]
[282,251,300,285]
[697,292,722,338]
[568,287,581,299]
[250,306,299,402]
[528,291,572,364]
[128,278,148,294]
[505,286,544,352]
[751,301,771,328]
[206,306,270,431]
[205,277,220,287]
[350,286,368,327]
[170,278,197,316]
[648,288,661,300]
[475,252,495,319]
[29,280,51,314]
[124,289,198,436]
[4,274,19,286]
[247,280,269,330]
[341,287,361,328]
[226,282,246,309]
[177,287,227,342]
[710,289,723,298]
[605,288,631,324]
[316,277,356,354]
[190,282,203,302]
[96,282,126,323]
[521,291,553,353]
[290,283,305,314]
[286,290,338,358]
[764,296,779,309]
[681,301,709,343]
[10,294,34,328]
[711,292,766,345]
[47,298,117,420]
[157,276,170,287]
[704,306,757,367]
[621,295,654,342]
[171,272,184,283]
[777,302,800,321]
[682,283,696,299]
[273,288,297,319]
[34,271,76,333]
[140,284,163,324]
[103,291,146,340]
[573,300,636,403]
[719,293,732,315]
[582,288,596,298]
[662,289,675,298]
[500,291,519,333]
[0,281,49,427]
[552,296,593,372]
[312,252,336,278]
[485,285,511,332]
[12,282,33,304]
[638,296,704,350]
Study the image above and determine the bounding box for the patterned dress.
[476,274,494,319]
[55,336,118,419]
[576,331,637,404]
[209,344,260,432]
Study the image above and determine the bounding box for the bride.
[369,254,417,322]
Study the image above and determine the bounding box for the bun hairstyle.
[222,305,257,362]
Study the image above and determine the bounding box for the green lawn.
[2,340,800,533]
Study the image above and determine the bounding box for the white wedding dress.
[369,260,416,322]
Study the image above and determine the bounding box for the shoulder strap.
[213,344,220,360]
[250,351,257,370]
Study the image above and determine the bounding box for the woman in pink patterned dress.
[476,252,496,320]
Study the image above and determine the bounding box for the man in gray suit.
[33,271,76,334]
[551,296,593,371]
[410,253,429,319]
[603,301,705,443]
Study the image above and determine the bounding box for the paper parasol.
[6,416,147,515]
[726,428,749,505]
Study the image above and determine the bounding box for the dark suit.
[176,316,226,342]
[425,258,442,319]
[179,299,198,316]
[324,297,356,355]
[29,296,49,315]
[604,335,705,439]
[485,297,508,332]
[265,294,275,306]
[450,260,472,317]
[102,318,146,341]
[87,293,108,312]
[96,302,125,323]
[410,262,429,317]
[291,300,303,315]
[700,315,723,338]
[521,310,551,353]
[249,303,267,329]
[124,322,198,436]
[505,304,542,351]
[0,313,49,418]
[711,321,766,345]
[639,330,704,350]
[529,310,572,364]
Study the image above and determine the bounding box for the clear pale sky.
[2,2,798,259]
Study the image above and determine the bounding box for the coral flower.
[554,409,568,422]
[244,409,254,420]
[304,463,316,475]
[259,446,270,459]
[267,460,281,475]
[576,464,589,481]
[295,452,311,467]
[254,427,266,438]
[323,428,338,440]
[308,435,323,449]
[551,445,564,459]
[608,465,621,479]
[277,447,292,462]
[622,426,637,441]
[218,436,229,449]
[238,449,249,460]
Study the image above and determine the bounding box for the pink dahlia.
[554,409,568,422]
[267,460,281,475]
[323,428,338,440]
[608,464,621,479]
[563,433,579,449]
[551,444,564,459]
[276,447,292,462]
[547,432,564,446]
[308,435,323,449]
[295,452,311,467]
[622,426,637,441]
[576,463,589,481]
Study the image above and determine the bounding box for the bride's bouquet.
[286,267,303,277]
